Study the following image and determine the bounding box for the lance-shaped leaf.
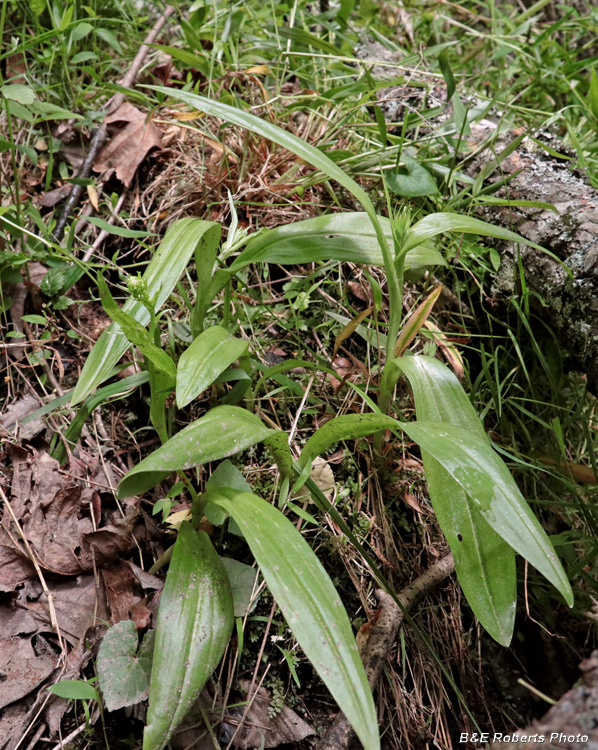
[97,274,176,382]
[333,306,374,359]
[396,355,516,645]
[117,406,276,498]
[71,219,220,405]
[398,419,573,607]
[295,414,399,490]
[144,524,233,750]
[394,286,442,358]
[229,213,445,271]
[403,212,547,253]
[176,326,249,408]
[207,489,380,750]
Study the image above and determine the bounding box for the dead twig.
[53,5,175,243]
[315,553,455,750]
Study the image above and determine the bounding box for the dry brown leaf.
[220,680,315,748]
[347,280,372,303]
[0,395,46,442]
[294,456,335,505]
[537,457,597,484]
[0,636,56,710]
[24,575,109,646]
[102,561,154,626]
[94,102,162,187]
[38,184,72,208]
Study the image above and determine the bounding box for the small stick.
[315,553,455,750]
[53,5,175,243]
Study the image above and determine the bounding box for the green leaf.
[71,218,219,405]
[97,621,155,711]
[176,326,248,408]
[205,459,252,526]
[48,679,98,701]
[97,27,122,54]
[386,157,438,198]
[398,419,573,607]
[150,45,210,77]
[21,314,47,325]
[191,222,222,337]
[475,197,558,212]
[589,68,598,120]
[2,84,36,104]
[403,212,546,253]
[295,414,398,493]
[70,22,93,41]
[87,216,155,238]
[275,26,340,55]
[396,355,516,645]
[230,213,446,272]
[144,524,233,750]
[97,274,177,381]
[117,406,275,498]
[208,489,379,750]
[220,558,258,617]
[300,413,399,470]
[438,50,455,102]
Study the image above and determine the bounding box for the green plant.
[70,91,573,750]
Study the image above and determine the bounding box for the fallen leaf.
[422,320,465,380]
[348,280,372,303]
[0,395,46,442]
[0,701,31,750]
[103,562,144,625]
[87,183,99,210]
[0,636,56,709]
[94,102,162,187]
[537,457,597,484]
[294,456,335,505]
[38,184,72,208]
[24,575,109,645]
[403,492,423,513]
[220,680,315,748]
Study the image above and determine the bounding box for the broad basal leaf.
[229,213,446,271]
[71,219,220,405]
[117,406,276,498]
[398,419,573,607]
[208,489,380,750]
[176,325,248,408]
[144,524,233,750]
[396,355,516,645]
[386,157,438,198]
